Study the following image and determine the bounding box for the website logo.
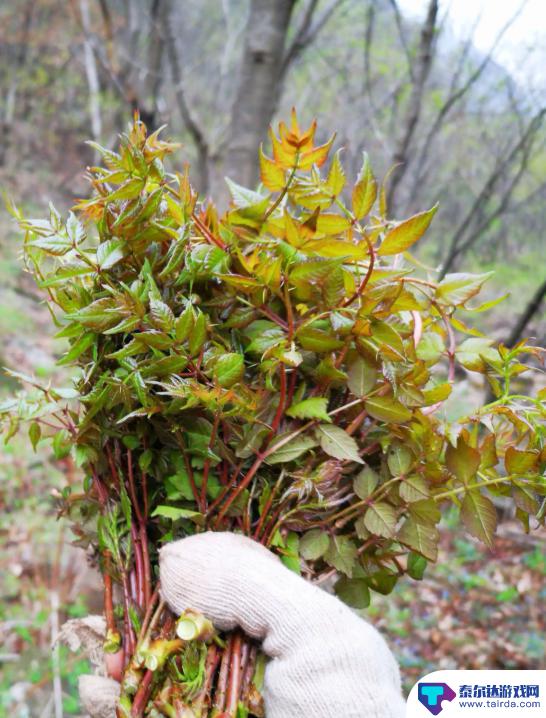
[418,682,457,715]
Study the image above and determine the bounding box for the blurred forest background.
[0,1,545,716]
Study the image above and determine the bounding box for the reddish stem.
[200,412,220,511]
[121,572,136,656]
[130,669,154,718]
[225,633,244,716]
[240,644,257,704]
[139,523,152,609]
[103,559,116,633]
[213,637,232,714]
[131,524,145,608]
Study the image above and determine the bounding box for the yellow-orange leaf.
[269,127,296,169]
[315,213,352,235]
[259,146,286,191]
[326,149,346,197]
[377,204,438,256]
[351,153,377,219]
[311,240,369,260]
[298,134,336,170]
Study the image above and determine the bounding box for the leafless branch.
[281,0,346,78]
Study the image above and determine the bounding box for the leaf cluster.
[3,113,546,609]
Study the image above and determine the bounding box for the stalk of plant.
[2,113,545,717]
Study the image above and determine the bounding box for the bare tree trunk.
[387,0,438,213]
[0,1,33,167]
[80,0,102,142]
[506,277,546,348]
[222,0,296,194]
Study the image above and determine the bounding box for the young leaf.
[364,396,412,424]
[151,506,205,525]
[259,146,286,191]
[436,272,493,306]
[214,353,245,388]
[97,239,125,270]
[446,437,480,482]
[334,577,371,609]
[353,466,379,499]
[460,490,497,548]
[299,529,330,561]
[286,397,331,422]
[377,204,438,256]
[364,501,397,538]
[398,517,439,561]
[316,424,363,463]
[324,535,357,577]
[347,357,377,397]
[326,149,346,197]
[352,153,377,219]
[266,434,318,464]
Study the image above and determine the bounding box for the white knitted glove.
[160,532,405,718]
[77,532,405,718]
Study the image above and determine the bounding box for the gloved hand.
[78,532,405,718]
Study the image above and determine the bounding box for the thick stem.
[225,633,243,716]
[240,644,257,705]
[103,561,116,633]
[213,636,232,714]
[130,669,154,718]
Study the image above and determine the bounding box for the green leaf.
[407,552,427,580]
[97,239,125,270]
[460,490,497,548]
[150,297,175,332]
[266,434,317,464]
[353,466,379,499]
[57,332,96,366]
[299,529,330,560]
[387,444,413,476]
[352,153,377,219]
[29,421,41,451]
[280,531,301,574]
[366,570,398,595]
[326,149,346,197]
[151,506,205,525]
[409,499,441,525]
[416,333,445,362]
[39,265,95,287]
[378,204,438,256]
[397,516,438,561]
[446,437,480,482]
[436,272,493,306]
[347,357,377,397]
[286,397,331,422]
[364,502,397,538]
[324,535,357,577]
[296,327,344,353]
[316,424,363,463]
[189,312,207,356]
[364,396,412,424]
[175,305,194,343]
[505,447,538,475]
[334,577,370,608]
[399,475,430,503]
[225,177,266,207]
[29,235,72,255]
[214,353,245,388]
